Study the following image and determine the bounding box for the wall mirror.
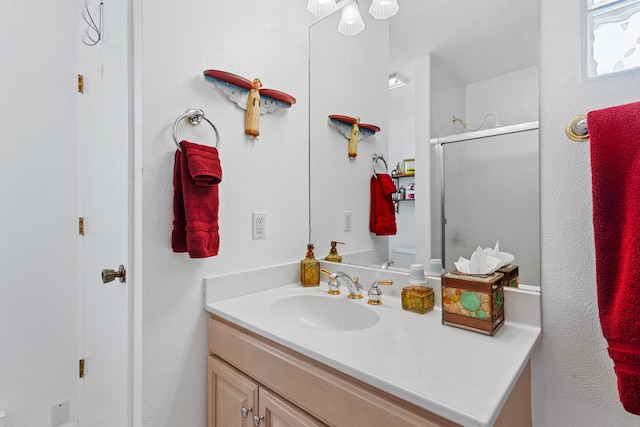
[309,0,540,289]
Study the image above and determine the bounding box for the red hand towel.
[589,101,640,415]
[172,140,222,258]
[369,174,397,236]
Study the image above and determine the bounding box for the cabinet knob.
[241,406,253,418]
[253,414,265,426]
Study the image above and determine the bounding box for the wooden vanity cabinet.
[208,315,532,427]
[208,355,326,427]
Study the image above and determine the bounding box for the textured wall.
[140,1,309,425]
[534,1,640,425]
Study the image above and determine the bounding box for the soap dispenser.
[300,243,320,287]
[324,241,344,263]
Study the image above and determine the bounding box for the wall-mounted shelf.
[391,173,415,213]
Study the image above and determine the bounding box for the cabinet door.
[209,356,259,427]
[257,388,326,427]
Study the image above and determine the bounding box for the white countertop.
[205,280,541,427]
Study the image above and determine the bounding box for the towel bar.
[173,108,220,149]
[372,153,388,177]
[566,115,589,142]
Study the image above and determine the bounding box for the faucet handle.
[367,280,393,305]
[321,268,341,295]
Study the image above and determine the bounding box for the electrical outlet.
[252,211,266,240]
[343,211,352,232]
[51,400,69,426]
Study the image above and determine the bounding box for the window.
[586,0,640,77]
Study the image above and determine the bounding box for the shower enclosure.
[430,122,540,287]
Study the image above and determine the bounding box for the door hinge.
[77,74,84,93]
[79,359,85,378]
[79,217,85,235]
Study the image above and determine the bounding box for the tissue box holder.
[441,270,505,336]
[497,263,519,288]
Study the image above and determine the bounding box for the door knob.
[102,265,126,283]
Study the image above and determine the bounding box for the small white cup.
[429,259,444,274]
[409,264,426,284]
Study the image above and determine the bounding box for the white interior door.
[77,0,131,425]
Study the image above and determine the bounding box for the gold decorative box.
[497,263,519,288]
[401,286,434,314]
[441,271,505,336]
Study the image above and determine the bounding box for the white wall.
[139,1,309,425]
[309,11,390,264]
[0,2,79,426]
[414,56,432,269]
[429,58,466,138]
[389,81,416,266]
[465,65,539,127]
[534,1,640,425]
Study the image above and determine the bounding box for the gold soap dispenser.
[300,243,320,287]
[324,241,344,263]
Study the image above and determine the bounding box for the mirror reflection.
[309,0,540,288]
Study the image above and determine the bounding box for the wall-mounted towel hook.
[81,1,103,47]
[566,115,589,142]
[173,108,220,150]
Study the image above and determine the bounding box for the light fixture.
[307,0,338,17]
[368,0,400,20]
[388,72,410,90]
[338,1,365,36]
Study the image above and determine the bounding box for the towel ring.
[173,108,220,150]
[372,153,388,178]
[566,115,589,142]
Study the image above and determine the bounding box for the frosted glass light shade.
[307,0,338,17]
[338,2,365,36]
[368,0,400,20]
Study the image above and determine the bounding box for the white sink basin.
[269,294,380,331]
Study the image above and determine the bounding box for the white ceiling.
[389,0,539,84]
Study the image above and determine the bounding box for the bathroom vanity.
[204,264,541,427]
[208,314,532,427]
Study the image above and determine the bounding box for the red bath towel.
[369,173,397,236]
[172,140,222,258]
[589,101,640,415]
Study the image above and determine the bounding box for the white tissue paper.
[483,241,514,265]
[454,241,514,274]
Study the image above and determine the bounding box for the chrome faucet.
[327,271,363,299]
[380,259,394,270]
